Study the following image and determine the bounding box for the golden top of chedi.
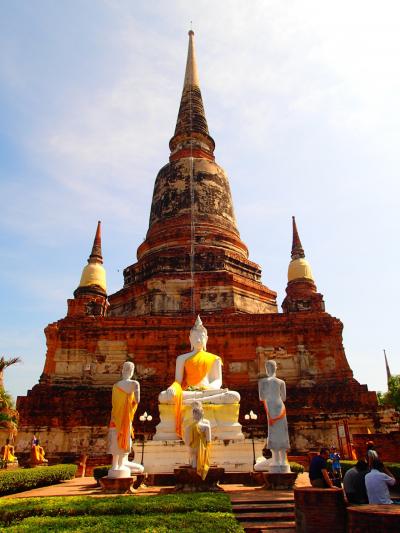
[287,216,314,282]
[288,257,314,283]
[78,221,107,293]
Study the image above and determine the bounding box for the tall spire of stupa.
[282,217,325,313]
[383,349,392,388]
[75,221,107,296]
[291,216,305,260]
[169,30,215,161]
[89,221,103,264]
[110,31,278,316]
[288,217,313,282]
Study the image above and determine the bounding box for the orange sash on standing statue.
[262,401,286,426]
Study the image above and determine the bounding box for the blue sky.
[1,0,399,401]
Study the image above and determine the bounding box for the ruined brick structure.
[16,31,396,461]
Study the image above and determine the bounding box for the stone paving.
[4,472,310,499]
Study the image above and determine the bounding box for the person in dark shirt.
[309,448,336,488]
[343,459,368,504]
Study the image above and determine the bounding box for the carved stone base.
[174,466,225,492]
[2,461,19,470]
[99,475,136,494]
[138,439,264,473]
[154,402,244,441]
[262,472,298,490]
[30,462,48,467]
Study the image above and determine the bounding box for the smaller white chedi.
[154,316,243,441]
[107,361,144,479]
[254,360,291,473]
[184,401,212,480]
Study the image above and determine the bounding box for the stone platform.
[174,466,224,492]
[99,476,136,494]
[136,438,264,473]
[261,472,299,490]
[154,402,244,441]
[1,462,19,470]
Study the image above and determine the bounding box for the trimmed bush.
[327,460,400,482]
[93,464,111,482]
[289,461,304,474]
[4,511,243,532]
[0,493,232,526]
[0,464,77,496]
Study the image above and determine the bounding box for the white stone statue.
[107,361,144,478]
[184,401,211,479]
[254,360,290,473]
[154,316,243,441]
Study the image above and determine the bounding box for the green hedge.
[0,464,77,496]
[289,461,304,474]
[0,493,234,528]
[93,464,111,481]
[328,460,400,481]
[4,511,243,532]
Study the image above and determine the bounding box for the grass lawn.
[0,493,243,532]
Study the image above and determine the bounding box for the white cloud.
[1,0,400,400]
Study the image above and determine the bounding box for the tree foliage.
[377,374,400,411]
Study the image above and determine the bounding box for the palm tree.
[0,357,21,390]
[0,357,21,441]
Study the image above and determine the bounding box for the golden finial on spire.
[78,221,107,293]
[287,217,314,282]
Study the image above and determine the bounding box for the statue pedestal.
[261,472,298,490]
[2,461,19,470]
[154,402,244,441]
[174,466,224,492]
[99,475,136,494]
[135,439,264,473]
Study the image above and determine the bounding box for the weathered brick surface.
[352,430,400,463]
[347,505,400,533]
[294,487,347,533]
[17,311,382,456]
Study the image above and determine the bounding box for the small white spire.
[183,30,200,88]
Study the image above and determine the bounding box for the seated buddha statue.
[1,439,17,464]
[31,438,48,465]
[155,316,243,441]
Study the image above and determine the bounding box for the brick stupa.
[17,32,390,461]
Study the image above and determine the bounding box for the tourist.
[343,460,368,504]
[365,459,396,504]
[366,441,378,469]
[309,448,337,488]
[329,446,342,487]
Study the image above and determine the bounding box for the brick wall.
[294,487,346,533]
[352,431,400,463]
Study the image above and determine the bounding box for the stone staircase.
[230,495,295,532]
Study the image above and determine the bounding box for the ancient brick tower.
[17,32,387,460]
[109,30,277,317]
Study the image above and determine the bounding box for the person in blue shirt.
[329,446,342,487]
